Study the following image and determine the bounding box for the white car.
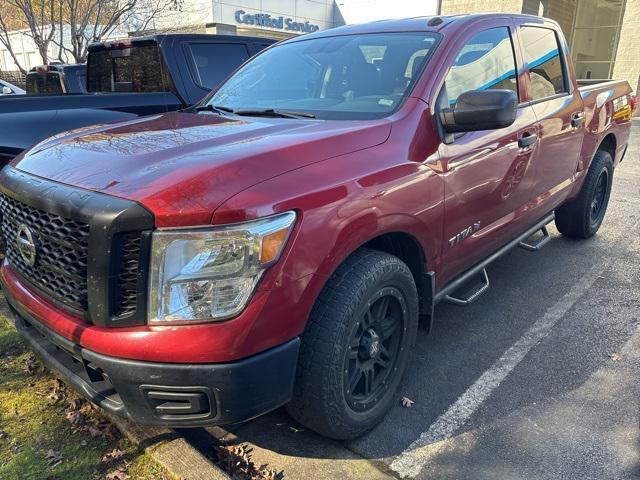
[0,79,25,95]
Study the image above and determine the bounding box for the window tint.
[189,43,249,90]
[520,27,567,100]
[444,27,518,106]
[88,45,169,93]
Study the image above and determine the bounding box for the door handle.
[518,133,538,148]
[571,112,585,128]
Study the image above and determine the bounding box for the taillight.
[105,38,132,49]
[630,95,638,114]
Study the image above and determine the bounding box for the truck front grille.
[0,167,154,327]
[0,192,90,313]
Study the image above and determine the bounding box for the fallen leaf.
[66,398,81,411]
[66,410,82,425]
[47,379,65,401]
[609,353,622,361]
[44,449,63,466]
[44,449,59,459]
[101,448,125,464]
[401,396,415,408]
[105,468,130,480]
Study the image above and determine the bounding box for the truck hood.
[13,111,391,226]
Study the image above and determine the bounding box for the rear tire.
[555,150,613,238]
[286,248,419,440]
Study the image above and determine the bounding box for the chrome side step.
[443,268,490,306]
[518,225,551,251]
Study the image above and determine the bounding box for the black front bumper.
[5,297,300,427]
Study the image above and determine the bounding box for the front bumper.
[4,295,300,427]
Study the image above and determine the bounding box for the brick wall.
[0,71,26,90]
[545,0,577,43]
[440,0,524,14]
[441,0,576,40]
[612,0,640,94]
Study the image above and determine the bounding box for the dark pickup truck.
[25,64,88,94]
[0,14,635,440]
[0,34,275,164]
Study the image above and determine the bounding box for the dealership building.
[1,0,638,95]
[162,0,346,41]
[440,0,640,93]
[139,0,640,93]
[184,0,640,94]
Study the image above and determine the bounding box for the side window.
[188,43,250,90]
[520,27,567,101]
[444,27,518,106]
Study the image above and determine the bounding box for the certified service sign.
[235,10,320,33]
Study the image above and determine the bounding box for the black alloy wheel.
[555,149,614,239]
[286,248,419,440]
[344,287,406,412]
[589,168,609,227]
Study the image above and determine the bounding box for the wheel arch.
[305,212,437,334]
[598,133,617,159]
[362,231,427,291]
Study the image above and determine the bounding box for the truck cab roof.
[88,33,276,52]
[288,13,560,42]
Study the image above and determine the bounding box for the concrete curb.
[108,415,231,480]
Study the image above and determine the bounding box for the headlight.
[148,211,296,324]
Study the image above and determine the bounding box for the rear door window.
[187,43,250,90]
[87,44,170,93]
[520,26,568,101]
[444,27,518,106]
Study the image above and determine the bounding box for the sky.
[337,0,440,24]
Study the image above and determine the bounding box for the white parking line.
[389,258,611,478]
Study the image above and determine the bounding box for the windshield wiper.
[232,108,316,119]
[194,104,235,115]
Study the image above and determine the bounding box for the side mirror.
[440,89,517,133]
[2,86,12,95]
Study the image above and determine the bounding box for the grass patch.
[0,315,173,480]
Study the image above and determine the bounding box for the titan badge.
[448,222,481,247]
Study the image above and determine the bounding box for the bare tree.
[55,0,183,64]
[0,0,60,73]
[0,0,183,72]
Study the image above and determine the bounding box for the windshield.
[207,32,440,120]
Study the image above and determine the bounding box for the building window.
[521,26,567,100]
[571,0,625,79]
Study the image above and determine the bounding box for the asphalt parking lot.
[179,118,640,480]
[3,121,638,480]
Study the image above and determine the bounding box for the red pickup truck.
[0,14,635,440]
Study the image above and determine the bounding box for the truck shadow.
[180,227,638,467]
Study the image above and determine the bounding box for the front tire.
[287,249,419,440]
[555,150,614,238]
